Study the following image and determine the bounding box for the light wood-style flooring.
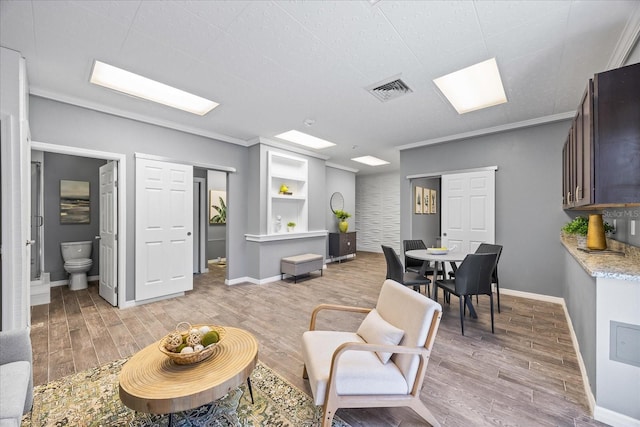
[30,251,607,426]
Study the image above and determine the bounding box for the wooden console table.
[329,232,356,261]
[119,326,258,415]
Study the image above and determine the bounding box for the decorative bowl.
[159,323,226,365]
[427,247,449,255]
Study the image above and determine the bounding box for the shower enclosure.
[30,160,43,281]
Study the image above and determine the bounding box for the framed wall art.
[422,188,431,214]
[414,186,423,214]
[209,190,227,224]
[430,189,437,214]
[60,180,90,224]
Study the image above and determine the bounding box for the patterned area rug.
[22,358,350,427]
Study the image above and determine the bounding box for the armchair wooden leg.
[408,399,441,427]
[322,402,337,427]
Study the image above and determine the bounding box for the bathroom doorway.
[31,141,126,308]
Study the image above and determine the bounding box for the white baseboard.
[595,405,640,427]
[499,287,564,305]
[501,288,599,418]
[50,279,67,288]
[226,266,327,285]
[226,275,281,285]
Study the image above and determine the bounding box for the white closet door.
[441,170,495,254]
[135,158,193,301]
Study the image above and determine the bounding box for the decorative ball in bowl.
[426,247,449,255]
[159,323,226,365]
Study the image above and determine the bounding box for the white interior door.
[99,161,118,306]
[135,158,193,301]
[441,170,495,254]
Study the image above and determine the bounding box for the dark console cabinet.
[329,232,356,259]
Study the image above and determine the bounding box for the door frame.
[405,166,497,239]
[30,141,127,309]
[193,177,207,274]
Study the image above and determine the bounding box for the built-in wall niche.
[267,151,308,234]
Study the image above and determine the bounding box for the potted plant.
[334,209,351,233]
[287,221,296,232]
[562,216,614,248]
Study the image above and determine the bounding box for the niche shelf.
[267,151,308,234]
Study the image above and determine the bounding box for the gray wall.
[410,177,441,248]
[563,249,597,396]
[29,96,249,302]
[325,166,356,234]
[400,121,571,297]
[42,152,106,281]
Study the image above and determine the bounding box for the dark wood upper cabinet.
[562,62,640,209]
[593,62,640,204]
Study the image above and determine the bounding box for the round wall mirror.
[330,192,344,213]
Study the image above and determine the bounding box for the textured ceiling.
[1,0,639,174]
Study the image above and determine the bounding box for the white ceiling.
[2,0,639,174]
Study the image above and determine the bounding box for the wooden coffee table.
[119,326,258,417]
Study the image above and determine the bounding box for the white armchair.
[302,279,443,427]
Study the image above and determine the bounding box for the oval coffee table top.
[119,326,258,414]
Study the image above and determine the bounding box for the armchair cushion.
[357,309,404,364]
[302,331,409,405]
[0,361,30,425]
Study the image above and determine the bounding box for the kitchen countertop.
[561,233,640,282]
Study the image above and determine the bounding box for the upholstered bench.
[281,253,323,283]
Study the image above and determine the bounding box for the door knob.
[187,232,192,236]
[95,236,101,240]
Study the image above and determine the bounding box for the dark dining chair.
[382,245,432,295]
[403,239,444,280]
[434,252,498,335]
[448,243,503,312]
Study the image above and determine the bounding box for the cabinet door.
[594,63,640,203]
[574,83,593,207]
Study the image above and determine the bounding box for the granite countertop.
[561,233,640,282]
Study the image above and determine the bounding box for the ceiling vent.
[366,76,413,102]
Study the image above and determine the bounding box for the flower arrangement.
[334,210,351,221]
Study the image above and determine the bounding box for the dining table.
[405,249,478,318]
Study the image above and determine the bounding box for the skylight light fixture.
[433,58,507,114]
[90,61,219,116]
[274,130,336,149]
[351,156,390,166]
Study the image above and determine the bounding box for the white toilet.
[60,241,93,291]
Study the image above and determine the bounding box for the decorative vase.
[576,235,587,249]
[587,214,607,250]
[338,221,349,233]
[287,226,294,232]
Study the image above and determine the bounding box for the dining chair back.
[434,252,498,335]
[474,243,503,312]
[382,245,431,294]
[402,239,427,273]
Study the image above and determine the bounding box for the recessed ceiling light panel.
[274,130,336,149]
[433,58,507,114]
[90,61,219,116]
[351,155,390,166]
